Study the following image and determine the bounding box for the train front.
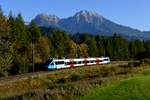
[45,58,57,70]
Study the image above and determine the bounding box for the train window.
[90,60,95,63]
[77,61,82,64]
[73,62,77,64]
[96,60,102,62]
[55,61,64,65]
[66,62,72,65]
[66,62,76,65]
[103,59,108,61]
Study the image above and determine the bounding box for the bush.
[101,67,115,77]
[140,58,150,65]
[0,71,8,77]
[127,61,140,68]
[57,78,67,83]
[128,62,136,67]
[69,74,81,82]
[141,69,150,76]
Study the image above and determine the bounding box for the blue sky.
[0,0,149,31]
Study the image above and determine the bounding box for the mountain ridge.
[33,10,150,40]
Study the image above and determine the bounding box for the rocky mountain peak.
[34,13,60,27]
[75,10,102,17]
[73,10,104,23]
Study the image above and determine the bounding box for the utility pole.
[32,32,34,72]
[32,42,34,72]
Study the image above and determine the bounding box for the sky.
[0,0,150,31]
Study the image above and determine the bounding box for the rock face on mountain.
[33,14,60,27]
[33,10,150,40]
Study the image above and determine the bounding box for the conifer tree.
[95,36,105,56]
[29,20,41,43]
[15,13,29,47]
[0,7,13,76]
[112,34,129,60]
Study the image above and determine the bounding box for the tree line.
[0,7,150,77]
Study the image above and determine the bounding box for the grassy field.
[82,68,150,100]
[0,60,149,100]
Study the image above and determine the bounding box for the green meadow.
[82,68,150,100]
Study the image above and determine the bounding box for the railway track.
[0,71,47,85]
[0,61,129,85]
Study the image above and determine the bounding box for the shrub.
[128,62,135,67]
[141,69,150,76]
[57,78,67,83]
[101,67,115,77]
[69,74,81,82]
[140,58,150,65]
[0,71,8,77]
[127,61,140,68]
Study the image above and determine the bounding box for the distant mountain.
[33,14,60,27]
[33,10,150,40]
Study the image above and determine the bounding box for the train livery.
[45,57,110,70]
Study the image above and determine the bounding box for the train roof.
[48,57,110,62]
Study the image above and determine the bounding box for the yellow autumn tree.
[35,37,51,63]
[78,43,88,58]
[67,40,78,58]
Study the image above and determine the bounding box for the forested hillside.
[0,7,150,77]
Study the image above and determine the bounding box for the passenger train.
[45,57,110,70]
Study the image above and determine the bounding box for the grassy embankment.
[0,60,149,100]
[82,68,150,100]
